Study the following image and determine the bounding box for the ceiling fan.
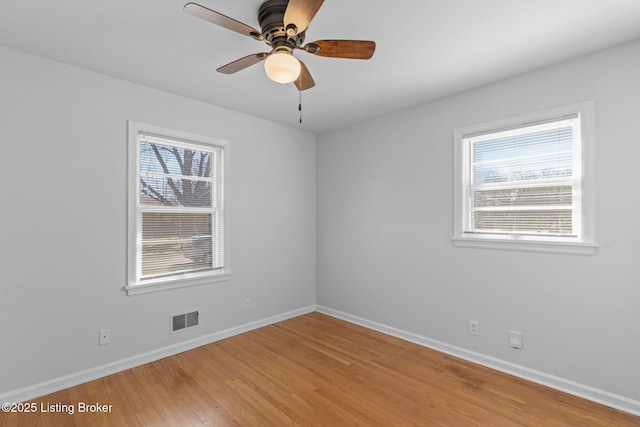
[184,0,376,91]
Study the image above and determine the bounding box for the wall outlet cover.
[508,330,524,349]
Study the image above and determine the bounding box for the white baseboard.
[0,305,315,405]
[316,305,640,417]
[3,304,638,417]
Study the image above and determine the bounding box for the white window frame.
[126,121,231,295]
[452,102,597,255]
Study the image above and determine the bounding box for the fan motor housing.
[258,0,305,49]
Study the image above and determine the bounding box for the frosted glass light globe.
[264,52,301,84]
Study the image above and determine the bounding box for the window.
[452,102,597,255]
[126,122,231,295]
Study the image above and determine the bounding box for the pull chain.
[298,88,302,124]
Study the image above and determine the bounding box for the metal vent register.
[171,310,199,333]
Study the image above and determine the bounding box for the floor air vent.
[171,310,199,333]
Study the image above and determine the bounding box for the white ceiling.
[2,1,640,133]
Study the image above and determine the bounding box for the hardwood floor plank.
[1,312,638,426]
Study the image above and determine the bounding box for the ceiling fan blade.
[284,0,324,35]
[293,61,315,91]
[305,40,376,59]
[184,2,261,38]
[217,53,268,74]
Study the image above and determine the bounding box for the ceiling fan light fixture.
[184,1,376,93]
[264,50,301,84]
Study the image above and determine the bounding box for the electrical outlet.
[99,329,111,346]
[244,298,252,311]
[508,330,524,349]
[469,320,479,336]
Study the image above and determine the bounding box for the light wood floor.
[1,312,638,426]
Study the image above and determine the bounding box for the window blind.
[465,116,580,237]
[137,133,224,280]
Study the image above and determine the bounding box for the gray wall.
[0,46,316,395]
[317,39,640,401]
[2,36,640,410]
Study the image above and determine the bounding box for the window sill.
[125,270,232,296]
[451,235,597,256]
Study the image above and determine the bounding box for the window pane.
[139,140,212,208]
[140,140,212,177]
[473,126,574,185]
[140,212,213,278]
